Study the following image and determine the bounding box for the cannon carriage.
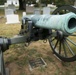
[0,5,76,75]
[20,5,76,62]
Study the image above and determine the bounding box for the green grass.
[38,66,46,72]
[30,74,35,75]
[61,62,70,67]
[20,72,26,75]
[44,56,54,62]
[28,48,37,56]
[16,56,29,67]
[5,54,18,64]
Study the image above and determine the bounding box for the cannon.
[0,5,76,75]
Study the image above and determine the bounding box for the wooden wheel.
[52,5,76,14]
[49,5,76,62]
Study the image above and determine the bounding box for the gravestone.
[4,3,14,17]
[5,9,14,17]
[7,0,11,5]
[7,0,19,6]
[13,0,19,6]
[43,7,50,15]
[6,14,20,24]
[8,4,16,12]
[47,4,56,8]
[22,12,26,17]
[34,9,41,15]
[26,6,34,14]
[4,3,8,9]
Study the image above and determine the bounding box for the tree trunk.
[19,0,26,10]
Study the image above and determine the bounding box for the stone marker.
[6,14,20,24]
[4,3,8,9]
[26,6,34,14]
[34,9,41,15]
[7,0,19,6]
[22,12,26,17]
[8,3,16,12]
[43,7,50,14]
[5,9,14,17]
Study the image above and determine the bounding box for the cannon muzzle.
[23,12,76,34]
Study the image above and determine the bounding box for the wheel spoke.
[59,41,61,54]
[54,40,59,49]
[50,38,55,42]
[62,40,67,57]
[64,39,75,56]
[66,38,76,46]
[51,5,76,62]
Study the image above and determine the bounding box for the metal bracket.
[0,48,9,75]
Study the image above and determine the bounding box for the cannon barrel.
[22,12,76,35]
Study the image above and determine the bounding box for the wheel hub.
[56,31,64,40]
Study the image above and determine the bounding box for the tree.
[19,0,36,10]
[54,0,66,7]
[0,0,6,5]
[19,0,26,10]
[18,0,75,10]
[53,0,75,7]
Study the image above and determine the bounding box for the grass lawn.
[0,9,76,75]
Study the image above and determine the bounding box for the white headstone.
[13,0,19,6]
[8,4,16,12]
[7,0,11,5]
[47,4,56,8]
[4,3,8,9]
[5,9,14,17]
[43,7,50,15]
[26,6,34,14]
[23,12,26,17]
[7,0,19,6]
[34,9,41,15]
[6,14,20,24]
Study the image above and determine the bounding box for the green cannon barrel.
[22,12,76,34]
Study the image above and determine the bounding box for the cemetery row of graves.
[0,2,57,25]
